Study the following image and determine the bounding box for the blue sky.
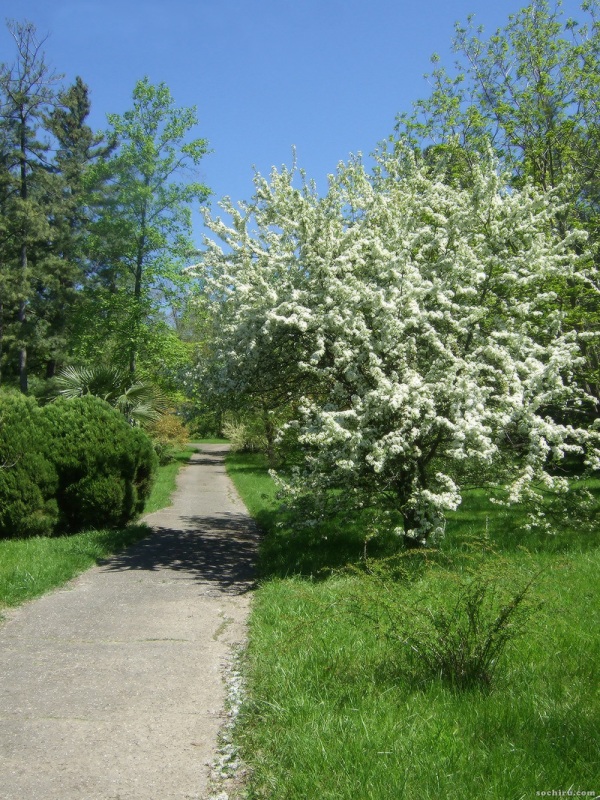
[0,0,586,243]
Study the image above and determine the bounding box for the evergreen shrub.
[41,396,157,530]
[0,393,59,538]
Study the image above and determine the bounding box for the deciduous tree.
[397,0,600,406]
[201,146,600,544]
[88,78,210,377]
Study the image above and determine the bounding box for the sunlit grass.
[0,525,150,610]
[227,451,600,799]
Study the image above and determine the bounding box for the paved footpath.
[0,444,258,800]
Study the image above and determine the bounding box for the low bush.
[222,417,267,453]
[0,393,59,538]
[147,412,189,464]
[346,550,541,690]
[41,396,157,530]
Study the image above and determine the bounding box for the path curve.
[0,444,258,800]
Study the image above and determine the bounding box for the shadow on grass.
[228,456,349,579]
[227,452,600,578]
[226,452,402,579]
[445,486,600,555]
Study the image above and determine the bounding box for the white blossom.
[196,146,599,542]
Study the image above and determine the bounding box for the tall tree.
[88,77,210,377]
[0,133,13,384]
[0,20,61,392]
[202,148,600,544]
[41,76,113,377]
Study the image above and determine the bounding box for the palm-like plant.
[55,366,168,426]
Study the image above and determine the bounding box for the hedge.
[41,396,157,531]
[0,393,157,538]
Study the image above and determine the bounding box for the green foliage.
[0,29,206,396]
[146,413,190,464]
[0,393,58,538]
[397,0,600,406]
[0,21,63,391]
[220,408,297,465]
[40,76,114,379]
[55,364,168,425]
[40,395,157,530]
[88,77,211,375]
[221,416,267,454]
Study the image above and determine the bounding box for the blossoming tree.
[200,143,599,544]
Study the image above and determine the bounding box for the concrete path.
[0,444,258,800]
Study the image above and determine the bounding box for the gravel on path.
[0,444,258,800]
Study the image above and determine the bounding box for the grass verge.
[0,446,194,612]
[143,445,195,513]
[226,451,600,799]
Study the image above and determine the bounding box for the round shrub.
[63,474,127,529]
[41,395,157,530]
[0,393,59,538]
[128,426,157,516]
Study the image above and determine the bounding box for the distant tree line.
[0,20,210,398]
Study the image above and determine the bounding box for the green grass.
[0,446,194,612]
[0,525,151,610]
[226,451,600,799]
[226,452,404,577]
[143,445,195,513]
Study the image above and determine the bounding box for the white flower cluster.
[197,145,599,541]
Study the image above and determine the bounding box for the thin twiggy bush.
[347,549,541,690]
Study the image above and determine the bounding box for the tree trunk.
[263,408,276,467]
[129,258,142,376]
[400,507,427,549]
[18,120,28,394]
[129,206,147,376]
[18,246,28,394]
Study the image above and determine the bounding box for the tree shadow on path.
[100,513,260,595]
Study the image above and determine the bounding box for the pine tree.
[0,20,61,391]
[40,76,113,377]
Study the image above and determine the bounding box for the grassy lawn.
[0,446,194,612]
[226,451,600,799]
